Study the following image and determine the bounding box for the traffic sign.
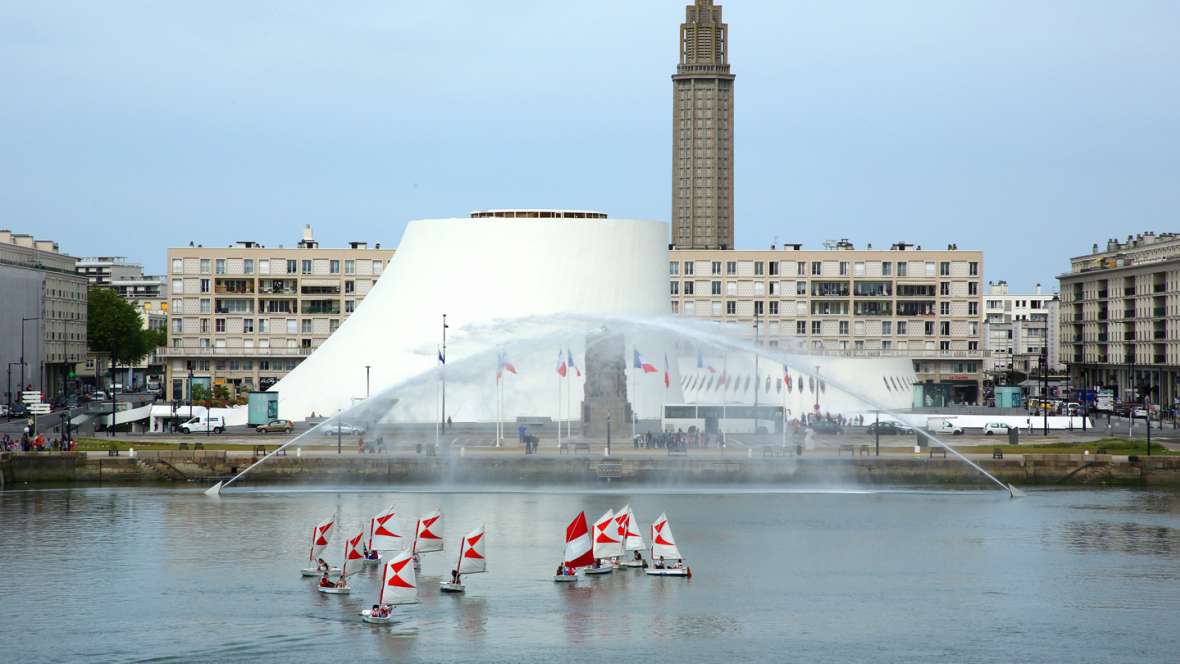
[28,403,51,415]
[21,391,42,404]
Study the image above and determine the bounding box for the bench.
[560,442,591,455]
[194,442,204,451]
[107,445,120,457]
[178,442,189,450]
[858,445,871,457]
[253,445,267,457]
[992,448,1003,459]
[928,447,947,459]
[762,445,788,457]
[838,444,856,456]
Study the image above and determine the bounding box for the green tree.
[88,289,160,386]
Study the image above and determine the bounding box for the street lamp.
[606,413,612,457]
[365,365,371,399]
[20,316,41,393]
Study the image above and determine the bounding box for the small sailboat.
[644,512,690,577]
[301,515,341,576]
[410,509,444,572]
[319,529,367,594]
[553,511,594,582]
[617,505,647,568]
[364,505,402,566]
[585,509,621,575]
[441,524,486,593]
[362,549,419,623]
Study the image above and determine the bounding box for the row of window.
[171,257,383,276]
[173,278,361,295]
[170,298,357,315]
[670,260,980,278]
[172,317,344,335]
[182,359,300,372]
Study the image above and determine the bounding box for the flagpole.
[630,352,636,445]
[557,351,562,450]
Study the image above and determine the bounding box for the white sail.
[341,529,367,577]
[378,550,419,605]
[456,524,487,575]
[650,512,682,561]
[622,505,645,552]
[592,509,623,559]
[308,515,335,563]
[413,510,444,554]
[368,505,403,551]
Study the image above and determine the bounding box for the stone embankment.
[3,450,1180,488]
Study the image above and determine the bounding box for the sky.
[1,1,1177,290]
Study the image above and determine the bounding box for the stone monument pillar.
[582,328,631,438]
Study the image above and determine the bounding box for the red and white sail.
[308,515,336,563]
[456,525,487,575]
[377,550,419,605]
[368,505,402,551]
[620,505,645,552]
[592,509,623,559]
[563,511,595,569]
[651,512,682,561]
[412,510,444,554]
[341,529,367,576]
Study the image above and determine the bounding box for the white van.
[927,417,964,436]
[179,416,225,434]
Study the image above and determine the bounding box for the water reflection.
[1055,520,1180,557]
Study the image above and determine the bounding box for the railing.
[1154,331,1167,340]
[1097,311,1108,320]
[1097,290,1108,298]
[1124,332,1136,341]
[1154,284,1166,293]
[1153,307,1166,317]
[1096,334,1108,342]
[161,347,313,357]
[1124,309,1136,319]
[1124,288,1136,296]
[1154,355,1167,364]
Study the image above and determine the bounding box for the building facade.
[75,256,168,391]
[163,226,393,402]
[0,230,88,404]
[671,0,735,250]
[983,281,1061,377]
[668,242,986,405]
[1059,232,1180,407]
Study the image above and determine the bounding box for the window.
[329,260,340,274]
[669,261,680,276]
[684,262,694,276]
[796,321,807,335]
[882,321,893,335]
[726,261,737,275]
[200,319,209,333]
[968,341,979,351]
[711,261,722,275]
[769,262,779,276]
[897,262,908,277]
[796,281,807,295]
[726,301,736,315]
[171,258,182,274]
[259,259,269,275]
[200,299,210,314]
[244,259,254,275]
[372,260,383,275]
[711,281,721,295]
[711,301,722,316]
[839,262,849,276]
[345,260,355,274]
[670,282,680,296]
[329,319,340,333]
[854,262,865,276]
[301,319,312,334]
[259,319,270,333]
[811,261,821,276]
[286,260,297,274]
[796,262,806,276]
[839,321,849,335]
[769,301,779,315]
[216,259,226,275]
[897,321,907,335]
[811,320,821,335]
[940,282,950,296]
[215,319,226,332]
[726,282,737,296]
[939,261,950,276]
[200,258,210,274]
[685,282,695,295]
[940,302,950,315]
[969,262,979,276]
[200,279,210,293]
[301,260,312,275]
[286,319,297,334]
[172,318,182,333]
[753,282,764,296]
[968,302,978,315]
[172,280,184,294]
[968,282,978,295]
[940,321,951,335]
[882,262,892,276]
[924,321,935,336]
[754,262,764,276]
[243,319,255,333]
[924,262,935,277]
[345,281,355,294]
[345,300,355,313]
[754,301,764,315]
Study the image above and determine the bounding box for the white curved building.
[270,212,670,420]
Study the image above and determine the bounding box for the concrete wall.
[0,265,44,401]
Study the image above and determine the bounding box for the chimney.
[303,225,313,243]
[1035,283,1041,295]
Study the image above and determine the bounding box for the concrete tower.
[672,0,735,250]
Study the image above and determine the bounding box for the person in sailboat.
[371,604,392,618]
[334,575,348,589]
[318,572,333,589]
[654,556,665,570]
[451,569,461,585]
[316,558,330,574]
[633,551,647,567]
[364,544,379,561]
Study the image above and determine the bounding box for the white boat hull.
[553,575,578,583]
[363,556,381,566]
[301,567,341,577]
[645,567,689,577]
[360,609,393,623]
[440,583,466,593]
[583,566,613,576]
[619,560,645,568]
[317,586,351,594]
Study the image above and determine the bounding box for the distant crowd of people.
[2,433,76,452]
[635,430,723,451]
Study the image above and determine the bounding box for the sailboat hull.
[440,583,466,593]
[361,610,394,624]
[317,586,352,594]
[301,567,341,577]
[363,556,381,566]
[619,560,645,568]
[583,566,613,576]
[644,568,688,577]
[553,575,578,583]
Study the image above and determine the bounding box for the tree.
[88,288,158,369]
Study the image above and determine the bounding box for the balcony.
[162,347,313,357]
[1097,290,1108,298]
[1124,309,1136,319]
[1124,287,1136,296]
[1124,332,1136,341]
[1097,311,1109,321]
[1154,330,1167,340]
[1154,284,1166,294]
[1096,333,1108,342]
[1154,307,1166,317]
[1154,355,1167,364]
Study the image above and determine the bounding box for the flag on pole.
[663,353,671,389]
[783,364,791,389]
[497,351,517,379]
[556,350,567,377]
[438,348,445,365]
[567,349,580,377]
[632,349,657,374]
[696,350,716,373]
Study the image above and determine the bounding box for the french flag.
[783,364,791,389]
[556,350,567,377]
[663,353,671,389]
[567,349,581,377]
[633,349,657,374]
[696,350,716,373]
[497,351,517,379]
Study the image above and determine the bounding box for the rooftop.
[469,210,608,219]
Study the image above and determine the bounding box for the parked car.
[930,419,965,436]
[8,403,28,419]
[866,421,913,436]
[256,419,295,434]
[322,423,365,436]
[982,422,1011,436]
[92,390,107,401]
[178,416,225,434]
[808,421,844,435]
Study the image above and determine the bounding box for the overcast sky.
[2,1,1176,289]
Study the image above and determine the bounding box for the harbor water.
[2,486,1179,663]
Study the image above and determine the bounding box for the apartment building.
[75,256,168,391]
[0,230,88,403]
[163,226,393,402]
[983,281,1061,376]
[668,241,986,405]
[1059,232,1180,407]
